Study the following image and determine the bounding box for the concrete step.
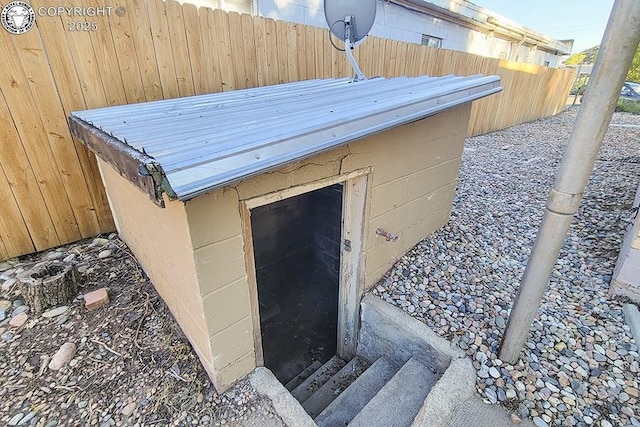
[285,361,323,392]
[315,357,398,427]
[302,356,370,418]
[291,356,346,403]
[348,356,439,427]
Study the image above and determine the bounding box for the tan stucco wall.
[96,160,219,381]
[98,103,471,391]
[185,104,472,388]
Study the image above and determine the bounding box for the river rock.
[9,312,28,328]
[42,306,69,318]
[48,342,77,370]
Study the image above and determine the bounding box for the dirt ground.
[0,235,282,426]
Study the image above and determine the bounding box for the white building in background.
[184,0,573,67]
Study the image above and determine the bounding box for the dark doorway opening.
[251,184,344,384]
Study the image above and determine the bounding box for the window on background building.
[179,0,254,15]
[543,61,550,67]
[221,0,254,14]
[421,34,442,48]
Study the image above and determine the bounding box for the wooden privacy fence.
[0,0,575,260]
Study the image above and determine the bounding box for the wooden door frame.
[240,168,371,366]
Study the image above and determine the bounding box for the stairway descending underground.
[286,354,439,427]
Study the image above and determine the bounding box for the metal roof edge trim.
[69,116,166,206]
[171,77,502,201]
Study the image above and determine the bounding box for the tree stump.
[16,261,79,314]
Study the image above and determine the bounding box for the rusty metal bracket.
[376,228,398,242]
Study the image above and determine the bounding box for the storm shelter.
[251,184,343,383]
[69,76,502,391]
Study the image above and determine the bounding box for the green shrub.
[616,99,640,114]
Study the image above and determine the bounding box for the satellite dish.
[324,0,376,43]
[324,0,376,81]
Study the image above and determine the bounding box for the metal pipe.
[499,0,640,364]
[344,16,366,82]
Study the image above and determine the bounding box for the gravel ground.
[0,237,282,426]
[1,108,638,427]
[373,108,640,427]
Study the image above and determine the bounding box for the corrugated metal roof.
[70,75,501,205]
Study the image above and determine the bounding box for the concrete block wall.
[99,103,471,391]
[184,188,255,388]
[96,160,216,376]
[341,108,470,288]
[192,104,470,388]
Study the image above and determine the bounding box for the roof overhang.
[70,75,501,206]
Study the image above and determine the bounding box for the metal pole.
[499,0,640,364]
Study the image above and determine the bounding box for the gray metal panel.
[71,75,501,202]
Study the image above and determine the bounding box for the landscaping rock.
[373,109,640,427]
[41,306,69,318]
[9,312,28,328]
[48,342,76,370]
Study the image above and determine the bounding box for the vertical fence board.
[0,95,51,253]
[198,7,222,93]
[147,0,180,99]
[0,32,82,246]
[124,0,164,101]
[286,22,299,81]
[322,28,333,79]
[313,27,325,79]
[11,27,100,238]
[228,12,248,89]
[0,164,27,257]
[212,9,235,91]
[295,22,306,80]
[241,13,259,88]
[85,0,128,107]
[184,4,208,95]
[253,16,268,87]
[275,19,289,84]
[263,18,279,85]
[305,25,315,81]
[32,0,114,232]
[166,0,196,97]
[108,0,146,104]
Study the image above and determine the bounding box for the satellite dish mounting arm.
[344,16,366,82]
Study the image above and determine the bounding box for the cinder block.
[84,288,109,311]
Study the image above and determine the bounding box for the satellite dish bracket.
[324,0,375,82]
[343,16,366,82]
